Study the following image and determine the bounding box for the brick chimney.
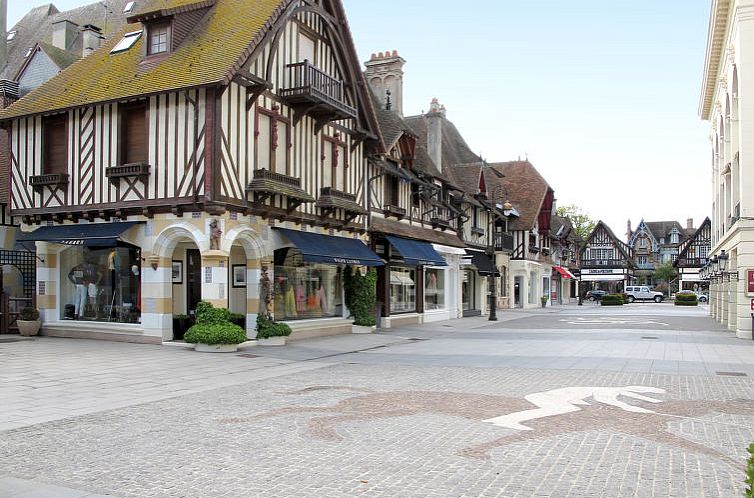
[626,219,632,241]
[0,0,7,70]
[687,217,694,230]
[364,50,405,116]
[81,24,103,57]
[52,19,79,51]
[425,97,446,170]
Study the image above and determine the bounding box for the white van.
[624,286,664,303]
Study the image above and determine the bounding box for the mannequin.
[68,252,101,319]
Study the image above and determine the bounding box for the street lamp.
[487,206,498,321]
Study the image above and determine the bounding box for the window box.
[105,163,150,184]
[383,205,406,220]
[431,217,450,230]
[471,227,485,237]
[30,173,69,193]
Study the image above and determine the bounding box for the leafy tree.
[556,204,596,240]
[653,262,677,295]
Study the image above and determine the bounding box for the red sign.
[748,270,754,294]
[751,299,754,311]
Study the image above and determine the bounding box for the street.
[1,304,753,497]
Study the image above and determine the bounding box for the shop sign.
[581,268,624,275]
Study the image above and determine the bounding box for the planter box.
[258,336,286,346]
[194,343,239,353]
[351,325,376,334]
[17,320,41,337]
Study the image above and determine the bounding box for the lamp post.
[487,206,498,321]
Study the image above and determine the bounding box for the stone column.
[245,257,263,338]
[201,250,229,309]
[140,254,173,341]
[35,242,57,323]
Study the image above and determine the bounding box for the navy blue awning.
[276,228,383,266]
[17,222,141,247]
[385,235,447,266]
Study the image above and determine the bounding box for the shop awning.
[276,228,384,266]
[17,221,141,247]
[553,266,576,279]
[464,249,499,276]
[385,235,447,266]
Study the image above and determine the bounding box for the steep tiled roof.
[645,221,685,243]
[371,217,465,248]
[2,0,132,82]
[445,162,482,196]
[488,160,551,231]
[369,87,412,150]
[0,0,284,119]
[403,113,479,178]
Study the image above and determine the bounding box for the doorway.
[186,249,202,316]
[514,276,522,308]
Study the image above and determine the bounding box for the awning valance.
[386,235,447,266]
[464,249,499,276]
[276,228,383,266]
[553,265,576,279]
[17,221,141,247]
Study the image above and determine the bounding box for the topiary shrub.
[184,301,246,345]
[256,313,292,339]
[344,266,378,326]
[674,293,698,306]
[600,294,624,306]
[19,307,40,321]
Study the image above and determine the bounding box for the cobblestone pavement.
[1,304,753,497]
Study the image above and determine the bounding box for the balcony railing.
[105,162,150,184]
[636,262,655,270]
[29,173,69,192]
[279,61,357,120]
[581,259,625,268]
[675,257,708,268]
[383,204,406,220]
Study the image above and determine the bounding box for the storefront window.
[273,248,342,320]
[462,269,475,311]
[59,245,141,323]
[499,266,507,297]
[424,267,445,310]
[390,266,415,313]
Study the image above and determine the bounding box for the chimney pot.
[364,48,406,116]
[52,19,79,51]
[687,217,694,230]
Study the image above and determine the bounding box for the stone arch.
[152,223,206,259]
[222,226,266,261]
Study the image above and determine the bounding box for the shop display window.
[59,245,141,323]
[424,267,445,310]
[390,266,415,313]
[273,248,342,321]
[462,269,475,311]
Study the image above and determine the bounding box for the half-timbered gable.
[674,217,711,291]
[579,220,634,290]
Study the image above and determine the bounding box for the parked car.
[624,286,664,303]
[585,290,607,301]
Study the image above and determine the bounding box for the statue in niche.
[209,219,222,250]
[259,264,273,319]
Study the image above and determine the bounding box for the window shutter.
[122,103,147,164]
[43,114,68,174]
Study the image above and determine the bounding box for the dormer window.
[148,22,170,55]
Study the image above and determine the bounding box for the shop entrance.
[186,248,202,316]
[0,250,36,334]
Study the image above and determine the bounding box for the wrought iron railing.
[279,61,357,118]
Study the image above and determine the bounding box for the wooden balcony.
[581,258,626,269]
[430,217,450,230]
[383,204,406,220]
[316,187,366,224]
[29,173,69,193]
[279,61,357,126]
[495,232,514,252]
[247,169,314,211]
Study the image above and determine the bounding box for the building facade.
[700,0,753,338]
[579,221,634,293]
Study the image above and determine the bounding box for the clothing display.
[284,286,297,318]
[73,284,87,317]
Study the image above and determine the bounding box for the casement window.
[42,114,68,175]
[385,175,400,207]
[298,31,316,64]
[120,102,148,164]
[472,207,479,228]
[148,22,170,55]
[321,132,347,190]
[255,106,290,175]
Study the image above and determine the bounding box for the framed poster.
[232,265,247,288]
[172,261,183,284]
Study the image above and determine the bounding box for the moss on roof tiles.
[0,0,283,120]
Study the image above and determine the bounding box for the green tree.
[556,204,596,240]
[653,262,677,295]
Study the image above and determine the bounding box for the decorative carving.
[209,219,222,250]
[259,263,273,319]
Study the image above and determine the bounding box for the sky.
[7,0,713,239]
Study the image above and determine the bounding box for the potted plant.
[184,301,247,352]
[344,266,378,333]
[540,295,549,308]
[256,313,291,346]
[17,307,41,336]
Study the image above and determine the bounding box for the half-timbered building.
[0,0,387,342]
[549,214,579,304]
[673,217,711,292]
[579,220,634,293]
[626,218,693,287]
[487,160,555,309]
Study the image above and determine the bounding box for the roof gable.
[488,160,551,230]
[585,220,632,262]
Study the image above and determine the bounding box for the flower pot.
[258,336,286,346]
[194,343,239,353]
[17,319,41,337]
[352,324,376,334]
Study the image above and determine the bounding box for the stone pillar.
[201,250,229,309]
[722,280,729,325]
[245,257,263,338]
[140,254,172,341]
[36,242,57,323]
